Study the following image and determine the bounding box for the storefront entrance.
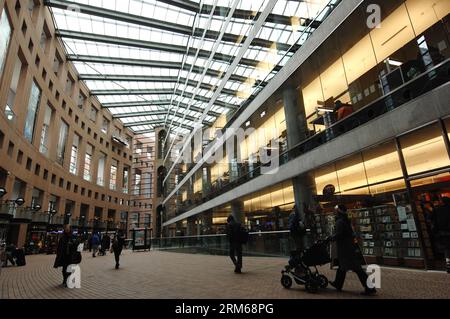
[411,180,450,271]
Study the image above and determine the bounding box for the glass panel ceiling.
[47,0,339,135]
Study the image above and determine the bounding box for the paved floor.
[0,250,449,299]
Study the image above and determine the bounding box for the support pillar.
[16,224,28,249]
[282,85,316,221]
[186,217,196,236]
[231,201,244,224]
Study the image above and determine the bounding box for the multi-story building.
[161,0,450,270]
[0,0,154,252]
[1,0,449,272]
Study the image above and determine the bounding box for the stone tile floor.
[1,250,449,299]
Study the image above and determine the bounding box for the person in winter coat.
[111,230,125,269]
[288,205,306,253]
[226,215,243,274]
[432,197,450,273]
[54,225,79,287]
[329,204,377,296]
[100,233,111,256]
[91,232,100,257]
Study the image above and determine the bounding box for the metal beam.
[101,100,222,117]
[45,0,192,35]
[158,0,318,28]
[133,129,156,135]
[69,55,252,84]
[92,89,237,110]
[92,89,174,96]
[113,110,212,125]
[124,119,194,131]
[56,30,265,68]
[81,74,237,96]
[45,0,300,51]
[80,74,179,82]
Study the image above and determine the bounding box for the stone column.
[186,217,196,236]
[282,85,315,221]
[231,201,244,224]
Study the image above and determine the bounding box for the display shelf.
[349,204,423,259]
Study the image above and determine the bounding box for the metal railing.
[151,231,303,258]
[31,213,49,223]
[14,207,32,220]
[0,202,14,217]
[49,215,64,225]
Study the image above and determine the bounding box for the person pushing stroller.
[328,204,377,296]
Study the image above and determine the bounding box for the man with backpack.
[288,205,306,253]
[226,215,247,274]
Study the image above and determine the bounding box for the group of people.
[225,204,377,296]
[53,226,126,287]
[43,196,450,291]
[88,232,113,257]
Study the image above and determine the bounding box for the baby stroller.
[281,238,331,293]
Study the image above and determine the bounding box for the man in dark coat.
[91,232,100,257]
[288,205,306,253]
[54,225,78,287]
[3,243,17,267]
[100,233,111,256]
[432,197,450,273]
[226,215,243,274]
[329,205,376,295]
[112,230,125,269]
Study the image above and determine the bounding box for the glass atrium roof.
[47,0,339,136]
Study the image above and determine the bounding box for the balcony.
[112,135,129,147]
[107,221,119,230]
[49,215,64,226]
[0,202,15,219]
[31,212,49,224]
[88,220,107,230]
[171,59,450,215]
[13,207,33,221]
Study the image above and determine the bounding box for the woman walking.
[111,230,125,269]
[54,225,80,287]
[329,205,377,296]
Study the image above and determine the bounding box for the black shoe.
[330,281,342,291]
[115,264,119,269]
[234,268,242,274]
[361,288,377,296]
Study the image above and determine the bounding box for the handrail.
[153,230,290,241]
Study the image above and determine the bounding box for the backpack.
[238,226,249,244]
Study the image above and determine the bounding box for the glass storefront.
[175,118,450,269]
